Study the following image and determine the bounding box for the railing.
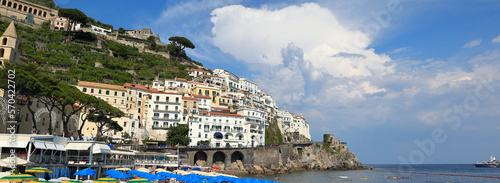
[154,100,181,105]
[153,109,181,112]
[152,125,169,130]
[152,116,181,121]
[135,160,179,165]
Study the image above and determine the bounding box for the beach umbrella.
[135,168,149,173]
[48,180,61,183]
[114,168,130,172]
[73,169,96,176]
[211,167,220,170]
[30,181,51,183]
[26,168,54,174]
[57,177,70,181]
[153,168,166,172]
[125,179,150,183]
[94,178,119,183]
[62,181,82,183]
[0,174,38,182]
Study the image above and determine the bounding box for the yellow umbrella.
[0,174,39,182]
[93,178,119,183]
[26,168,53,173]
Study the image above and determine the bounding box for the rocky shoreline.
[218,142,365,175]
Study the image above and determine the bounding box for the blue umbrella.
[74,168,97,176]
[192,168,200,171]
[60,168,64,178]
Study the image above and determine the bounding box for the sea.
[239,164,500,183]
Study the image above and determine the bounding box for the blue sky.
[54,0,500,164]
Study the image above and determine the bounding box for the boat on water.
[339,176,349,179]
[474,155,500,168]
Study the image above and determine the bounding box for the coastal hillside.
[4,20,197,86]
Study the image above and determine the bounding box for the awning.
[110,150,134,155]
[65,142,92,151]
[0,140,29,149]
[33,141,47,149]
[54,144,66,151]
[246,116,264,121]
[44,142,57,150]
[213,132,223,137]
[92,144,111,154]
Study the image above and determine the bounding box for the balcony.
[152,125,169,130]
[204,128,209,132]
[154,100,181,105]
[153,108,181,113]
[152,116,181,121]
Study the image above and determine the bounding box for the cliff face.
[288,143,364,170]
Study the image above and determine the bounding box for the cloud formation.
[211,3,393,77]
[492,35,500,43]
[463,39,482,48]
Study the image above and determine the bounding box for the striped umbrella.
[0,174,39,182]
[126,179,150,183]
[93,178,119,183]
[29,181,51,183]
[62,181,82,183]
[26,168,54,173]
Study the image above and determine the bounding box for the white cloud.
[492,35,500,43]
[211,3,393,77]
[463,39,482,48]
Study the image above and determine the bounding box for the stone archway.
[212,151,226,169]
[193,151,207,166]
[230,151,244,163]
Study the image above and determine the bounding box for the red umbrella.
[211,167,220,170]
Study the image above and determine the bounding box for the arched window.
[7,1,11,7]
[38,10,41,16]
[33,9,37,15]
[18,4,21,10]
[2,38,7,45]
[12,3,16,9]
[28,7,32,13]
[1,0,6,6]
[0,49,5,57]
[23,6,26,12]
[43,12,46,17]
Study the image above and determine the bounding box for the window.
[199,125,201,129]
[175,106,178,111]
[122,92,125,96]
[82,88,87,92]
[124,122,127,127]
[106,90,110,95]
[205,134,208,138]
[114,91,117,96]
[155,105,159,109]
[205,90,209,96]
[198,133,201,138]
[2,38,7,45]
[91,89,94,93]
[138,101,141,105]
[198,89,202,95]
[105,98,109,102]
[121,100,124,104]
[113,99,116,103]
[175,114,178,119]
[132,122,135,128]
[176,97,179,103]
[166,97,169,102]
[138,108,141,113]
[139,93,142,98]
[98,89,102,94]
[156,96,159,101]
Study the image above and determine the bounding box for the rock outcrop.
[289,143,364,170]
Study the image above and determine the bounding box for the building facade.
[0,0,57,24]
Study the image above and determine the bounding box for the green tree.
[118,27,125,34]
[167,36,195,60]
[0,63,42,133]
[166,124,189,146]
[84,99,124,139]
[58,8,87,40]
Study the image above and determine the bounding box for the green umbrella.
[62,181,82,183]
[126,179,150,183]
[0,174,39,182]
[26,168,53,173]
[93,178,119,183]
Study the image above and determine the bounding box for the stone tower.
[0,21,19,68]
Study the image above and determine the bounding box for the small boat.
[474,154,500,168]
[339,176,349,179]
[360,177,368,180]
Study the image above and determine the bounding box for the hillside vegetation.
[5,20,192,86]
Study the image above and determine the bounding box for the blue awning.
[214,132,223,137]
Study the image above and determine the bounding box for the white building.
[188,112,246,148]
[239,78,258,94]
[91,25,111,35]
[213,68,240,92]
[147,91,184,140]
[189,68,211,78]
[237,108,266,147]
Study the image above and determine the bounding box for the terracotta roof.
[175,78,188,82]
[201,74,221,78]
[78,81,126,91]
[193,94,211,99]
[2,22,17,38]
[213,107,230,111]
[210,112,243,117]
[182,96,198,100]
[192,68,210,73]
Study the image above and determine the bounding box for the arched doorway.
[193,151,207,166]
[230,151,244,163]
[213,151,226,164]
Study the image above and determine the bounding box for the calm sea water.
[240,164,500,183]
